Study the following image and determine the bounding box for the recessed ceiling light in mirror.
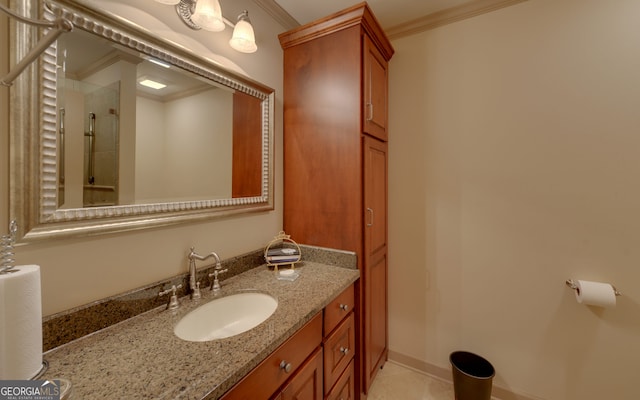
[139,79,167,90]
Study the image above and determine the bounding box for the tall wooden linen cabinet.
[279,3,394,397]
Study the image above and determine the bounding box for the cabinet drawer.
[323,313,355,394]
[325,360,354,400]
[221,313,323,400]
[323,285,354,336]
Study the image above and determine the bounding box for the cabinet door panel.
[325,361,355,400]
[363,36,389,141]
[365,253,387,385]
[364,138,387,255]
[363,136,388,391]
[280,347,324,400]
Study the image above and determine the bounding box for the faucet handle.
[159,284,182,310]
[208,269,229,292]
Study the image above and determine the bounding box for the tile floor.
[367,361,455,400]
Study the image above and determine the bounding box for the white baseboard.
[387,350,543,400]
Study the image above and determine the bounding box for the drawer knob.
[339,304,349,311]
[279,360,293,373]
[340,347,350,355]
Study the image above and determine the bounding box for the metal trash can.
[450,351,495,400]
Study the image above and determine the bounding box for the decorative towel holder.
[264,231,301,281]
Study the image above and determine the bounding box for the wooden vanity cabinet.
[220,313,323,400]
[220,284,357,400]
[279,2,393,396]
[323,286,356,397]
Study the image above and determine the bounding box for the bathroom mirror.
[8,0,274,242]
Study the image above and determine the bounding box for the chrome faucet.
[188,247,226,298]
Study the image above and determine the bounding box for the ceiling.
[267,0,526,38]
[273,0,472,30]
[60,29,214,101]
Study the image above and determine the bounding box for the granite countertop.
[42,262,359,399]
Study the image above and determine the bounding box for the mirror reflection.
[56,29,261,208]
[9,0,274,242]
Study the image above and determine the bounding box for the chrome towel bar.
[0,3,73,86]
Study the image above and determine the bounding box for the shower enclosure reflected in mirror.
[58,66,121,208]
[9,0,274,242]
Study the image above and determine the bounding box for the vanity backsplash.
[42,245,357,351]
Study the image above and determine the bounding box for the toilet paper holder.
[566,279,621,296]
[0,220,18,274]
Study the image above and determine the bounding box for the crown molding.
[278,2,393,60]
[253,0,300,31]
[254,0,527,41]
[386,0,528,40]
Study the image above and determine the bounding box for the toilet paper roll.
[574,279,617,308]
[0,265,43,380]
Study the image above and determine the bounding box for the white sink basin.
[174,292,278,342]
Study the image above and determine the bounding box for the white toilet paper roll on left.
[0,265,43,380]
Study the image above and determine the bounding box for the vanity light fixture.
[188,0,225,32]
[229,11,257,53]
[154,0,258,53]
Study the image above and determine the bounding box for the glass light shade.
[229,13,257,53]
[154,0,180,4]
[191,0,225,32]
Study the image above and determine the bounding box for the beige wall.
[388,0,640,399]
[0,0,284,316]
[135,89,233,202]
